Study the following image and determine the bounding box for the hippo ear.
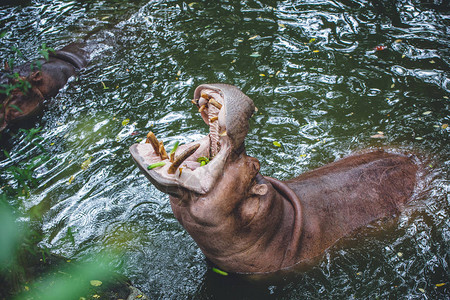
[30,71,42,83]
[251,184,268,196]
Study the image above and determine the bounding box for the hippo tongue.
[193,84,255,154]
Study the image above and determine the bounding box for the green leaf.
[148,162,166,170]
[121,118,130,126]
[197,156,210,166]
[170,141,180,154]
[7,104,23,113]
[212,267,228,276]
[81,157,92,170]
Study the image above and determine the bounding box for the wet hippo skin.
[130,84,418,274]
[0,42,88,131]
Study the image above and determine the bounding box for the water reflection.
[0,0,448,298]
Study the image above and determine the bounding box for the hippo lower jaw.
[130,84,254,197]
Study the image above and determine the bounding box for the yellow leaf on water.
[415,137,423,140]
[68,175,75,184]
[397,252,403,257]
[418,288,425,293]
[422,111,432,115]
[81,157,92,170]
[394,39,402,43]
[313,50,320,53]
[90,280,102,287]
[249,35,259,40]
[278,23,286,28]
[430,60,435,64]
[188,2,197,7]
[273,141,281,147]
[259,74,266,77]
[442,123,448,129]
[309,38,316,43]
[122,118,130,126]
[436,283,446,287]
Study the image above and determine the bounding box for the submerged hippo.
[0,42,88,131]
[130,84,418,274]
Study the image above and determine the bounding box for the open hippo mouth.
[130,84,255,198]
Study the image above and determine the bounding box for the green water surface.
[1,0,449,298]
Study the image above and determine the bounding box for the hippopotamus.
[130,84,418,275]
[0,42,88,132]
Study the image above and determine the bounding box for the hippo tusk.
[168,143,200,174]
[146,131,161,156]
[159,141,168,160]
[199,104,207,113]
[210,116,218,122]
[209,98,222,109]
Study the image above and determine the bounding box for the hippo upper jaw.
[130,84,255,198]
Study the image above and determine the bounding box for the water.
[1,0,448,298]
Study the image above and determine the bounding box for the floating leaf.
[299,154,307,158]
[248,35,259,40]
[250,52,261,57]
[397,252,403,257]
[122,118,130,126]
[278,23,286,28]
[81,157,92,170]
[394,39,402,43]
[273,141,281,147]
[436,283,446,287]
[148,162,166,170]
[442,123,448,129]
[68,175,75,184]
[430,60,435,64]
[212,267,228,276]
[415,137,423,140]
[309,38,316,43]
[418,288,425,293]
[101,81,108,89]
[90,280,102,287]
[313,50,320,53]
[259,74,265,77]
[188,2,198,7]
[422,111,432,115]
[390,83,395,88]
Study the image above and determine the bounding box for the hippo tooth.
[168,143,201,174]
[199,104,207,113]
[210,116,218,122]
[159,141,168,160]
[209,98,222,109]
[146,131,161,156]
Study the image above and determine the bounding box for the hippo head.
[0,73,45,132]
[130,84,257,198]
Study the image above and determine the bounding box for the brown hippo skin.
[0,42,88,131]
[130,84,418,274]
